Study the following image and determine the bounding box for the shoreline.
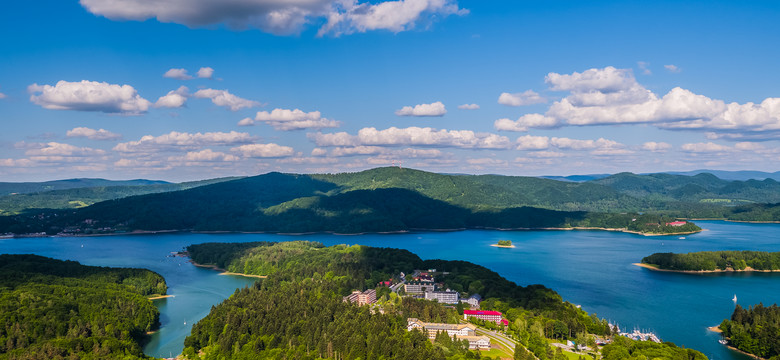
[190,261,267,279]
[633,263,780,274]
[17,225,705,239]
[148,294,174,300]
[707,326,722,333]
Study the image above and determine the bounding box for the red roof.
[666,221,687,226]
[501,319,509,326]
[464,310,502,316]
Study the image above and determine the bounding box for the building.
[666,221,687,226]
[406,319,490,350]
[404,281,435,294]
[424,290,460,304]
[343,289,376,306]
[463,310,503,324]
[459,335,491,350]
[461,294,482,308]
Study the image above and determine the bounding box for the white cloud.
[66,127,122,141]
[458,103,479,110]
[277,156,339,164]
[494,114,559,132]
[330,146,384,157]
[114,158,168,169]
[163,68,193,80]
[528,151,565,158]
[395,101,447,117]
[244,108,340,130]
[734,142,765,151]
[546,66,637,93]
[319,0,468,37]
[175,149,240,162]
[681,142,731,153]
[28,80,151,114]
[311,126,511,149]
[311,148,328,156]
[197,67,214,79]
[25,142,106,157]
[638,61,651,75]
[0,92,6,99]
[80,0,466,36]
[515,135,550,150]
[114,131,255,153]
[155,86,189,108]
[466,158,508,166]
[497,90,546,106]
[0,158,34,167]
[550,137,622,151]
[231,143,295,158]
[193,88,260,111]
[664,64,681,73]
[641,141,672,152]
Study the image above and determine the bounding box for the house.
[459,335,491,350]
[666,221,687,226]
[424,289,460,304]
[343,289,376,306]
[460,294,482,308]
[463,310,504,324]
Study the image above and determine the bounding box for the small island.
[491,239,515,248]
[637,251,780,273]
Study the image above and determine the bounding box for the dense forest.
[185,241,706,360]
[600,336,708,360]
[719,304,780,359]
[642,251,780,271]
[0,170,701,236]
[0,254,166,359]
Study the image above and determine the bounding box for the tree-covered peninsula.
[183,241,707,360]
[719,304,780,359]
[0,254,167,359]
[641,251,780,272]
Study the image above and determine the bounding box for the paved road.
[475,327,517,354]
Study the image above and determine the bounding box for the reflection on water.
[1,221,775,359]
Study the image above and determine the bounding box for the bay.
[1,220,777,359]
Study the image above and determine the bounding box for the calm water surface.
[1,220,777,359]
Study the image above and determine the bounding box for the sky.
[2,0,780,182]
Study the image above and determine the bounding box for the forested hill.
[0,169,702,235]
[0,176,241,215]
[0,178,169,196]
[0,254,166,359]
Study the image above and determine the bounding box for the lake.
[1,220,776,359]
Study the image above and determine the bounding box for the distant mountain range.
[0,178,169,196]
[5,167,780,235]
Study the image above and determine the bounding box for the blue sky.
[2,0,780,181]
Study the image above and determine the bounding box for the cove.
[1,220,777,359]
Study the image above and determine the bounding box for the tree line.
[720,303,780,359]
[642,251,780,271]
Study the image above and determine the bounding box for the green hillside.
[0,178,169,196]
[0,169,701,235]
[0,177,242,215]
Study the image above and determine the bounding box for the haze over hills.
[0,178,169,196]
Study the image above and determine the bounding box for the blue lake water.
[1,220,777,359]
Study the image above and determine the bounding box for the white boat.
[678,237,685,240]
[732,294,737,303]
[719,339,728,345]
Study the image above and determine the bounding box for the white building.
[424,290,460,304]
[404,282,435,294]
[406,319,490,350]
[461,294,482,308]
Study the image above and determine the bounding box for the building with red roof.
[463,310,503,324]
[666,221,687,226]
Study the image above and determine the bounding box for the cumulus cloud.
[155,86,189,108]
[163,68,193,80]
[395,101,447,117]
[193,88,259,111]
[318,0,468,36]
[242,108,340,130]
[528,66,780,139]
[664,64,681,73]
[197,67,214,79]
[311,127,511,149]
[114,131,255,153]
[80,0,466,36]
[0,158,34,167]
[174,149,240,162]
[641,141,672,152]
[681,142,731,153]
[24,142,106,160]
[494,114,559,132]
[231,143,295,158]
[66,127,122,141]
[28,80,151,114]
[458,103,479,110]
[497,90,546,106]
